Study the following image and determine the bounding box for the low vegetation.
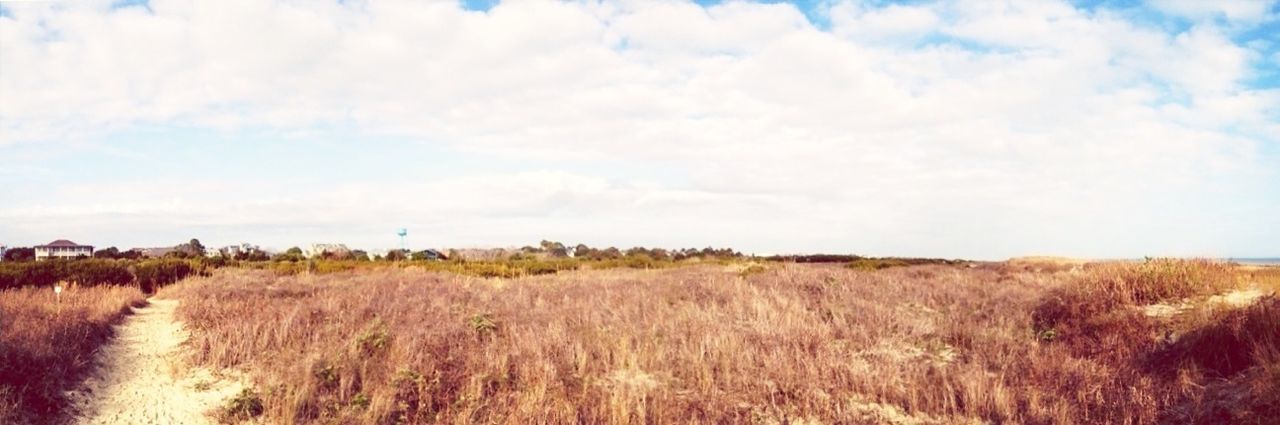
[0,284,146,424]
[3,239,964,288]
[2,257,1273,423]
[0,258,207,292]
[157,259,1279,424]
[764,254,966,268]
[233,255,734,279]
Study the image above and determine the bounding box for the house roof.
[138,247,179,257]
[37,239,91,248]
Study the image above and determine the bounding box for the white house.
[224,243,257,256]
[34,239,94,261]
[304,243,351,259]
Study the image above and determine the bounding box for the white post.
[54,283,63,313]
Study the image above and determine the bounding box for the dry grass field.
[155,260,1280,424]
[0,285,146,423]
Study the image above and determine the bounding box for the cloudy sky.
[1,0,1277,259]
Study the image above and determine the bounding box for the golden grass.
[0,284,146,424]
[159,260,1277,424]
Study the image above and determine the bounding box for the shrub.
[356,324,391,354]
[468,313,498,336]
[133,259,207,293]
[0,259,207,293]
[846,258,910,271]
[221,388,264,422]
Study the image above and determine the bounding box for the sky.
[0,0,1277,260]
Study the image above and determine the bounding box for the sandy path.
[67,298,244,425]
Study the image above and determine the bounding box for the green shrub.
[0,259,206,292]
[356,323,391,354]
[469,313,498,336]
[846,258,911,271]
[350,393,370,410]
[221,388,264,421]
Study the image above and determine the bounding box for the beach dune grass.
[157,260,1278,424]
[0,284,146,423]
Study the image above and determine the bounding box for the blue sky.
[1,0,1277,259]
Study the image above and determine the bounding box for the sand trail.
[68,298,243,425]
[1141,287,1274,319]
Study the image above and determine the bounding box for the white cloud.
[0,0,1277,258]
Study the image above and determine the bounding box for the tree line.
[506,240,742,261]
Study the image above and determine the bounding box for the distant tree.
[2,247,31,261]
[540,240,569,258]
[94,247,123,259]
[385,249,407,261]
[351,250,369,262]
[273,247,305,262]
[573,244,591,258]
[165,238,207,258]
[319,250,353,261]
[673,248,700,260]
[230,247,269,261]
[600,247,622,259]
[651,248,671,261]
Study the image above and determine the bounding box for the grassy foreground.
[0,285,146,424]
[159,260,1279,424]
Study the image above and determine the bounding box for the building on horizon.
[34,239,93,261]
[0,244,7,261]
[417,249,449,261]
[209,243,253,257]
[366,249,388,260]
[449,247,519,261]
[304,243,352,259]
[133,246,179,258]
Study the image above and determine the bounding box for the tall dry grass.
[0,284,146,424]
[162,260,1276,424]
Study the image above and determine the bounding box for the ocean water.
[1231,258,1280,266]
